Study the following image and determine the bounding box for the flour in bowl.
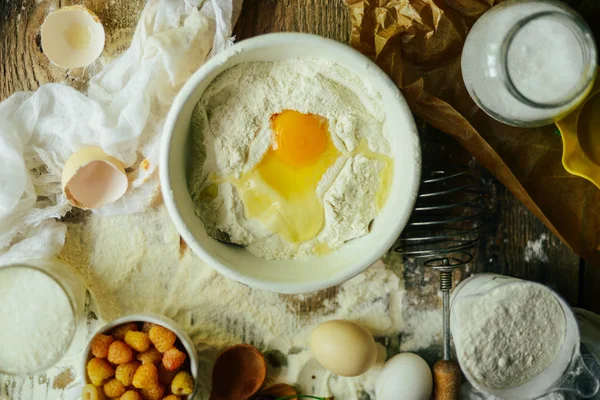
[453,282,566,389]
[187,60,392,259]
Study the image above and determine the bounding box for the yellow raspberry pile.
[84,321,194,399]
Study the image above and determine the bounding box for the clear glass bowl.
[0,260,86,375]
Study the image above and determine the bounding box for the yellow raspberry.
[137,347,163,365]
[120,391,142,400]
[82,383,106,400]
[148,326,177,353]
[132,364,159,389]
[162,348,186,371]
[87,357,115,387]
[111,322,139,341]
[108,340,134,365]
[103,378,125,398]
[162,395,180,400]
[91,334,114,359]
[115,361,141,387]
[140,385,164,400]
[125,331,151,352]
[170,371,194,396]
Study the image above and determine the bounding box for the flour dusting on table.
[524,233,549,262]
[55,205,440,398]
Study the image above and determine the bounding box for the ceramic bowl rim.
[160,32,421,294]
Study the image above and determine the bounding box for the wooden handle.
[433,359,462,400]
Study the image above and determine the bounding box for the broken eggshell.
[41,5,105,69]
[62,146,128,210]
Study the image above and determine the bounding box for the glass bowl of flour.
[451,274,599,399]
[160,33,421,294]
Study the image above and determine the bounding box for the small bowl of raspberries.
[81,313,198,400]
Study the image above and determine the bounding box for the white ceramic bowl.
[160,33,421,294]
[82,313,198,398]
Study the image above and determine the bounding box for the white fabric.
[0,0,241,265]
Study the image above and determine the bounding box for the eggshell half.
[41,6,105,69]
[375,353,433,400]
[62,147,128,209]
[310,320,377,377]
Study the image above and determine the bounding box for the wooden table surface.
[0,0,598,398]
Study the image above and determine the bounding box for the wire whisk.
[396,166,485,268]
[395,165,486,399]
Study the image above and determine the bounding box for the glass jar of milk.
[461,0,597,127]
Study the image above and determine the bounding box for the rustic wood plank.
[583,261,600,313]
[475,176,581,305]
[416,123,581,305]
[0,0,144,101]
[0,0,60,101]
[233,0,351,42]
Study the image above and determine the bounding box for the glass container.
[0,260,86,375]
[451,274,600,399]
[461,0,597,127]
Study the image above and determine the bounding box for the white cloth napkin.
[0,0,241,265]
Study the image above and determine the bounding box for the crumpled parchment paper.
[344,0,600,263]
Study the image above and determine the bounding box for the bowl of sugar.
[0,260,86,375]
[160,33,421,294]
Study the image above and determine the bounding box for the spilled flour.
[53,205,441,398]
[524,234,549,263]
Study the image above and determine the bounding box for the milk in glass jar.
[461,0,597,127]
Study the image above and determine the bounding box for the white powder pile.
[0,267,75,375]
[454,282,566,389]
[461,1,589,124]
[507,18,584,104]
[187,59,391,260]
[524,233,549,262]
[58,205,441,398]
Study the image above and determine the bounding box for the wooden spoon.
[210,344,267,400]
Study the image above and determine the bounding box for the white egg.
[310,320,377,377]
[62,146,128,209]
[41,6,105,69]
[376,353,433,400]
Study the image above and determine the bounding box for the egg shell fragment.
[62,146,128,210]
[375,352,433,400]
[310,320,377,377]
[41,5,105,69]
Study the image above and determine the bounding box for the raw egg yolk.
[272,110,328,167]
[231,110,341,243]
[214,111,394,246]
